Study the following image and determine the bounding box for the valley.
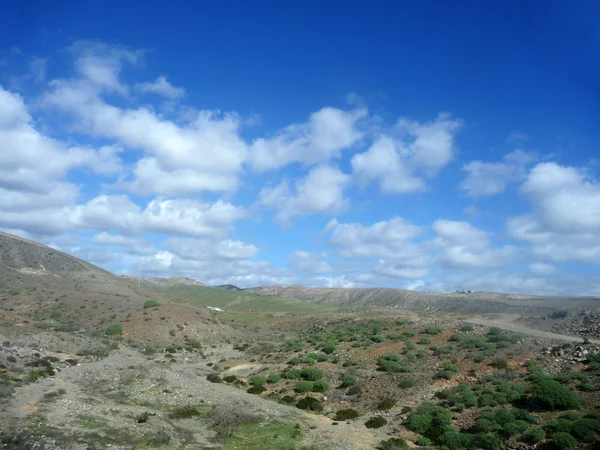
[1,232,599,450]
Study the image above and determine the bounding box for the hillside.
[247,284,600,315]
[0,232,226,344]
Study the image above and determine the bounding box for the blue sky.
[1,0,599,294]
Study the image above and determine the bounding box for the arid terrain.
[1,231,600,450]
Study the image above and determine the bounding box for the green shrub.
[267,373,281,384]
[347,385,362,395]
[365,416,387,429]
[474,354,486,363]
[296,397,323,412]
[473,433,503,450]
[206,373,222,383]
[490,358,508,369]
[403,331,416,337]
[247,385,266,394]
[312,380,329,392]
[369,334,386,343]
[503,420,531,437]
[379,438,408,449]
[437,370,456,380]
[441,431,474,450]
[424,327,443,335]
[570,418,600,440]
[377,397,396,411]
[336,409,359,420]
[341,374,357,387]
[143,300,161,308]
[294,381,314,393]
[418,337,432,345]
[399,377,417,389]
[415,437,431,446]
[105,323,123,335]
[223,375,238,383]
[460,325,474,332]
[524,427,546,443]
[551,432,577,449]
[442,362,459,373]
[342,359,357,367]
[429,345,440,352]
[406,403,452,439]
[301,368,324,381]
[250,375,267,386]
[284,369,302,379]
[395,319,408,325]
[545,419,573,434]
[529,379,581,410]
[323,341,337,354]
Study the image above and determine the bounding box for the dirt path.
[465,316,600,344]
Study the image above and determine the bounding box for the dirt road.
[465,316,600,344]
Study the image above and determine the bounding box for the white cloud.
[508,162,600,265]
[30,57,47,83]
[461,150,534,197]
[250,107,367,171]
[260,164,350,222]
[528,262,557,276]
[288,251,333,274]
[432,219,517,269]
[136,75,184,99]
[43,43,247,197]
[313,275,363,288]
[352,113,461,193]
[90,232,155,255]
[165,237,258,261]
[327,217,424,262]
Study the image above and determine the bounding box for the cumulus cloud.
[259,164,351,222]
[43,43,247,197]
[352,113,461,193]
[136,75,184,99]
[461,150,534,197]
[250,107,367,171]
[432,219,518,269]
[509,162,600,265]
[288,251,333,274]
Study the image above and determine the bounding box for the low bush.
[377,397,396,411]
[365,416,387,429]
[312,380,329,392]
[524,427,546,443]
[551,432,577,450]
[529,379,581,410]
[336,409,359,420]
[378,438,408,449]
[399,377,417,389]
[341,374,357,387]
[206,373,222,383]
[105,323,123,336]
[267,373,281,384]
[424,327,443,335]
[418,337,431,345]
[223,375,238,383]
[301,367,324,381]
[296,396,323,412]
[284,369,302,379]
[250,375,267,386]
[143,300,161,308]
[247,385,266,394]
[294,381,314,393]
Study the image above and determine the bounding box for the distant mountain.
[216,284,243,291]
[247,284,600,315]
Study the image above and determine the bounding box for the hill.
[0,232,224,344]
[247,284,600,315]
